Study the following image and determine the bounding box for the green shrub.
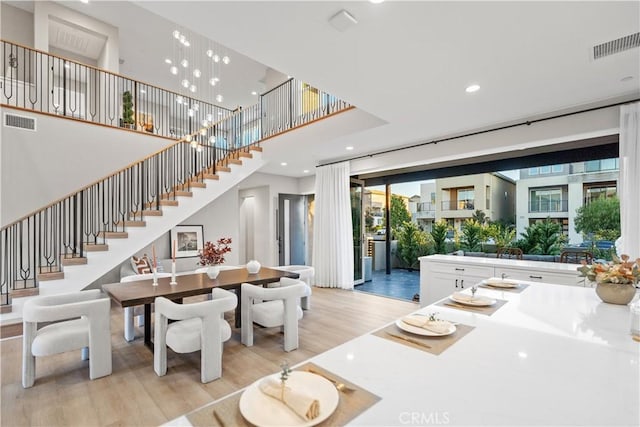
[430,220,449,254]
[461,219,483,252]
[397,221,434,269]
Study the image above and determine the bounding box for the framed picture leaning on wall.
[170,225,204,258]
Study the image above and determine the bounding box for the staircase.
[0,146,265,323]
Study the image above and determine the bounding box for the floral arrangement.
[198,237,232,266]
[577,254,640,285]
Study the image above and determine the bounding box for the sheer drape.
[312,162,354,289]
[618,102,640,257]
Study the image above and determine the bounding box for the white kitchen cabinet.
[419,255,582,306]
[421,260,493,305]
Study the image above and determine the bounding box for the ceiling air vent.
[593,32,640,60]
[4,113,36,131]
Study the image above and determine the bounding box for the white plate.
[450,294,496,307]
[481,278,519,289]
[396,318,456,336]
[239,371,339,427]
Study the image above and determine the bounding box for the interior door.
[278,194,306,265]
[350,178,365,285]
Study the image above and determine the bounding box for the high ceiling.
[12,1,640,178]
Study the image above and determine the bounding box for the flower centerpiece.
[198,237,232,279]
[578,254,639,305]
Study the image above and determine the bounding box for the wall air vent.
[4,113,36,131]
[593,32,640,60]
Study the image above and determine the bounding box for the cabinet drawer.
[426,262,493,278]
[495,267,581,286]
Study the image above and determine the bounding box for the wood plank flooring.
[1,288,416,427]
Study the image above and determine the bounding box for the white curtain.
[312,162,354,289]
[618,102,640,257]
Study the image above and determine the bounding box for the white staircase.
[1,149,265,323]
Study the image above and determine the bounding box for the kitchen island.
[168,281,639,426]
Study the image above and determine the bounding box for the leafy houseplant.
[121,90,135,128]
[198,237,232,266]
[578,254,639,305]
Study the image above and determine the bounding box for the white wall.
[0,107,175,226]
[33,2,119,72]
[1,3,34,46]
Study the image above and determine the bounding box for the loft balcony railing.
[529,199,568,213]
[1,40,233,138]
[441,200,475,211]
[0,39,352,309]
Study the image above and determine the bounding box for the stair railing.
[1,39,232,139]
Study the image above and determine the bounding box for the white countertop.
[419,254,580,273]
[169,282,639,426]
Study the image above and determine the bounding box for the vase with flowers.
[198,237,232,279]
[578,254,639,305]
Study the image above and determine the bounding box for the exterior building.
[412,182,436,231]
[516,159,619,244]
[436,173,516,231]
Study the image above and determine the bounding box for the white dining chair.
[241,280,306,352]
[273,265,314,310]
[120,272,172,342]
[22,289,112,388]
[153,288,237,383]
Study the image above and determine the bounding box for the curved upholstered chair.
[272,265,314,310]
[153,288,237,383]
[120,272,172,342]
[241,280,306,352]
[22,289,112,388]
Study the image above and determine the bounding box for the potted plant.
[198,237,232,279]
[121,90,135,129]
[578,254,639,305]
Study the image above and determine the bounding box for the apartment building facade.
[436,173,516,231]
[516,159,619,244]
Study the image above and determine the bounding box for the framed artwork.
[170,225,204,258]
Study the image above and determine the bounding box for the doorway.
[277,194,312,265]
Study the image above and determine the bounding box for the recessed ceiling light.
[346,146,354,150]
[369,0,384,3]
[303,170,309,173]
[80,0,89,4]
[164,58,172,64]
[281,162,288,166]
[465,84,480,93]
[251,91,257,95]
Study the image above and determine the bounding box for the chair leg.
[154,313,168,377]
[22,322,37,388]
[283,300,299,352]
[124,307,135,342]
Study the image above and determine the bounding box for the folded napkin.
[484,277,519,286]
[402,315,452,334]
[451,292,492,304]
[259,377,320,421]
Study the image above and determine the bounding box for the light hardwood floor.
[1,288,416,426]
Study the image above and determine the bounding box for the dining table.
[102,267,298,348]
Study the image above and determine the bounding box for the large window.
[530,188,566,212]
[584,183,617,204]
[457,188,475,210]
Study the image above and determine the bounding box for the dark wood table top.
[102,267,297,307]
